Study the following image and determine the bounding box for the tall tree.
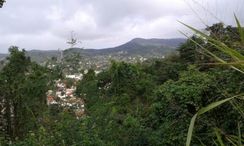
[0,47,30,140]
[0,47,49,141]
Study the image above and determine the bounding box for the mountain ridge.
[0,38,186,63]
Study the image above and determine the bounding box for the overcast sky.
[0,0,243,53]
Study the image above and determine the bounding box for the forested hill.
[0,38,186,63]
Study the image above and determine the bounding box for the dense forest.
[0,22,243,146]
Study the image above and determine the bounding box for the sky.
[0,0,243,53]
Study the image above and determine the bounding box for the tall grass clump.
[180,15,244,146]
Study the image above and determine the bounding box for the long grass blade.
[179,21,244,61]
[238,122,242,146]
[197,97,235,115]
[186,114,197,146]
[234,14,244,43]
[226,137,238,146]
[186,95,240,146]
[179,28,244,74]
[215,128,225,146]
[229,135,244,142]
[203,62,244,65]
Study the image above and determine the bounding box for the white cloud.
[0,0,243,53]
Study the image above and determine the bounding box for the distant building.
[65,74,83,80]
[46,79,85,118]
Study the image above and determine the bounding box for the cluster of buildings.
[44,51,163,119]
[47,79,85,118]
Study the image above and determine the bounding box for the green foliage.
[109,61,141,95]
[181,16,244,146]
[158,66,214,106]
[146,67,215,145]
[1,21,244,146]
[142,54,187,84]
[178,36,205,64]
[76,69,99,108]
[0,47,57,143]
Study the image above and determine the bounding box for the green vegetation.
[181,16,244,146]
[0,21,243,146]
[0,0,5,8]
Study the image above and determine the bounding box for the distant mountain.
[63,38,186,56]
[130,38,186,47]
[26,50,61,63]
[0,38,186,65]
[103,38,185,55]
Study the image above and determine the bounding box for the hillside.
[0,38,186,70]
[59,38,186,71]
[63,38,185,54]
[35,38,185,62]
